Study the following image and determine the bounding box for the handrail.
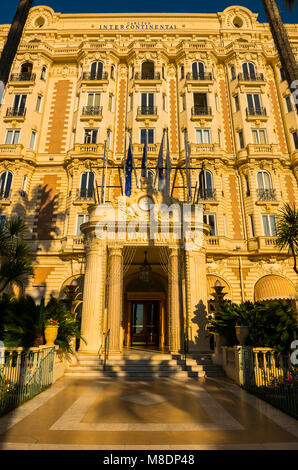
[103,329,110,371]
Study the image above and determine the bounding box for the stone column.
[185,249,210,353]
[169,248,181,352]
[79,241,106,354]
[107,247,123,353]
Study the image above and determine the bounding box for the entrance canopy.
[254,275,296,301]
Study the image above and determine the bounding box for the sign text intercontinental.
[98,21,178,30]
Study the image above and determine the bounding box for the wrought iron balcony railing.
[238,73,265,82]
[197,188,216,200]
[191,106,212,116]
[186,72,213,81]
[76,188,94,200]
[137,106,157,115]
[0,190,11,200]
[257,188,276,201]
[135,72,161,80]
[246,107,267,117]
[6,107,26,117]
[82,72,108,81]
[10,73,36,82]
[82,106,103,116]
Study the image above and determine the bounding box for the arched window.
[141,61,155,80]
[230,65,236,81]
[40,66,47,80]
[0,171,13,199]
[20,62,33,80]
[257,170,274,200]
[90,61,104,80]
[192,61,205,80]
[242,62,256,80]
[198,169,214,200]
[79,171,94,199]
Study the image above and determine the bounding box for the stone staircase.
[65,350,225,379]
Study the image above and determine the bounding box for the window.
[198,170,214,200]
[196,129,211,144]
[180,65,184,80]
[203,213,217,236]
[215,94,218,111]
[36,95,42,112]
[249,215,255,237]
[12,94,27,113]
[130,64,134,79]
[22,175,28,192]
[40,66,47,80]
[280,67,286,82]
[29,130,37,150]
[242,62,256,79]
[230,66,236,81]
[262,214,277,236]
[0,171,13,198]
[87,93,101,108]
[0,215,6,227]
[257,170,272,190]
[218,129,222,147]
[285,95,293,113]
[90,61,103,79]
[21,62,33,77]
[76,214,89,236]
[244,175,250,196]
[193,93,208,113]
[252,129,267,145]
[111,65,115,79]
[246,93,262,114]
[234,94,240,111]
[141,61,154,79]
[140,128,154,144]
[140,93,154,113]
[129,94,133,112]
[238,130,244,149]
[5,129,20,145]
[192,61,205,79]
[162,65,166,79]
[292,131,298,150]
[108,94,114,111]
[162,94,167,111]
[181,94,186,111]
[84,129,98,144]
[79,171,94,199]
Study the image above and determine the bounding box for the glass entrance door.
[131,302,159,346]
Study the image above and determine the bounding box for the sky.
[0,0,298,25]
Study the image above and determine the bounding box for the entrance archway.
[123,272,167,350]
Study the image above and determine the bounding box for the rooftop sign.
[99,21,178,31]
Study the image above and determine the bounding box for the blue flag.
[125,140,134,196]
[164,130,171,197]
[155,132,165,191]
[141,139,148,178]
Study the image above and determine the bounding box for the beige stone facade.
[0,5,297,354]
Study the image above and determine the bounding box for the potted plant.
[235,322,249,346]
[44,318,59,346]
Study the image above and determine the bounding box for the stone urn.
[44,325,59,346]
[235,325,249,346]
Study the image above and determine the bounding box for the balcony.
[132,143,158,157]
[0,190,11,204]
[186,72,213,81]
[4,107,26,121]
[75,188,95,203]
[191,106,213,121]
[246,107,268,121]
[257,188,277,201]
[82,72,108,81]
[196,188,217,201]
[9,73,36,84]
[81,106,103,121]
[135,72,161,81]
[238,73,265,83]
[137,106,158,121]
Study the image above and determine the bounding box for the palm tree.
[262,0,298,110]
[276,203,298,274]
[0,217,33,294]
[0,0,34,98]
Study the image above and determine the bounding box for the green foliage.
[209,299,298,353]
[0,217,33,293]
[0,295,85,353]
[276,203,298,274]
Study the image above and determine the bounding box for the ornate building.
[0,5,297,354]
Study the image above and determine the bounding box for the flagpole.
[101,139,107,204]
[103,130,110,204]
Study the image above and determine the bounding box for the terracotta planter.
[235,325,249,346]
[44,325,59,346]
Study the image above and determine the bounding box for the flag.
[125,140,134,196]
[154,132,165,191]
[141,138,148,178]
[163,130,171,197]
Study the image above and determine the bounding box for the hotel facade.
[0,5,297,354]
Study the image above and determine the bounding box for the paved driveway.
[0,376,297,449]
